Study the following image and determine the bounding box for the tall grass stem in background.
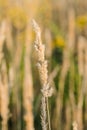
[0,21,9,130]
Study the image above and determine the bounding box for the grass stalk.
[32,19,53,130]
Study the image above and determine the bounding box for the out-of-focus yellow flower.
[76,15,87,29]
[55,36,65,48]
[0,0,8,8]
[8,7,27,30]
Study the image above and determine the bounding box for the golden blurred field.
[0,0,87,130]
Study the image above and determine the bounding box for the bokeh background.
[0,0,87,130]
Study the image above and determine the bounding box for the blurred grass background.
[0,0,87,130]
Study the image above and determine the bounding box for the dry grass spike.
[32,19,53,130]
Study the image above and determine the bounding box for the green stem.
[46,97,51,130]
